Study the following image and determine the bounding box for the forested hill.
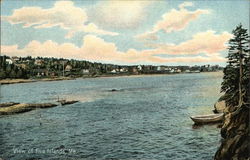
[0,55,223,79]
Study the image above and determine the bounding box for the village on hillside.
[0,55,223,79]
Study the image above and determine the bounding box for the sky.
[1,0,249,66]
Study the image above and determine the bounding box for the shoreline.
[0,77,75,85]
[0,71,222,85]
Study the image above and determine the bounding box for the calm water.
[0,72,223,160]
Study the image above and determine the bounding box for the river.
[0,72,223,160]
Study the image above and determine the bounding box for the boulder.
[214,100,226,113]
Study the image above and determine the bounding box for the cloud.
[136,2,210,41]
[179,2,193,10]
[135,31,158,42]
[88,0,152,29]
[153,2,209,33]
[152,30,232,55]
[1,32,228,64]
[2,1,118,38]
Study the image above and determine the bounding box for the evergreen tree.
[221,24,250,107]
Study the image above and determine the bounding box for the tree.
[221,24,250,107]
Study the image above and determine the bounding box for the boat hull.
[190,113,224,124]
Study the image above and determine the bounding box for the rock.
[214,100,226,113]
[59,100,79,106]
[0,103,57,115]
[0,102,19,108]
[214,105,250,160]
[55,145,65,150]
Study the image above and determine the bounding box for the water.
[0,72,223,160]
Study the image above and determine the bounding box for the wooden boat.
[190,113,224,124]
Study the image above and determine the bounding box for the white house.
[120,68,127,72]
[137,65,142,71]
[34,59,43,65]
[65,65,72,72]
[157,66,162,71]
[176,69,181,73]
[83,69,90,74]
[6,59,13,64]
[111,69,117,73]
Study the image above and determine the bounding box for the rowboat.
[190,113,224,124]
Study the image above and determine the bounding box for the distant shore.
[0,71,222,85]
[0,77,74,85]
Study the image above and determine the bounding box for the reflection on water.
[0,72,223,160]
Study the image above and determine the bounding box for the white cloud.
[135,31,158,42]
[153,2,209,33]
[152,31,232,55]
[89,0,153,29]
[136,1,210,41]
[2,1,118,38]
[179,2,193,10]
[1,32,229,64]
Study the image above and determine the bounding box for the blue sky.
[1,0,249,66]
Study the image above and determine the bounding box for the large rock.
[214,100,226,113]
[214,105,250,160]
[0,103,57,115]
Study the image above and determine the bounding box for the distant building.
[11,56,20,62]
[35,59,44,65]
[120,68,127,72]
[176,69,181,73]
[170,69,175,73]
[137,65,142,71]
[65,65,72,72]
[6,59,13,64]
[132,67,138,74]
[164,67,171,71]
[16,63,27,69]
[110,69,117,73]
[49,72,56,77]
[34,69,48,77]
[82,69,90,74]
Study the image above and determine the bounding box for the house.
[137,65,142,71]
[164,67,171,71]
[11,56,20,62]
[34,69,49,77]
[110,69,117,73]
[170,69,175,73]
[82,69,90,74]
[35,59,44,65]
[157,66,162,71]
[6,59,13,64]
[175,69,181,73]
[16,63,27,69]
[65,65,72,72]
[120,68,127,72]
[132,67,138,74]
[49,72,57,77]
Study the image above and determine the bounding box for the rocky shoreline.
[0,100,79,115]
[213,100,249,159]
[0,103,57,115]
[0,77,74,85]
